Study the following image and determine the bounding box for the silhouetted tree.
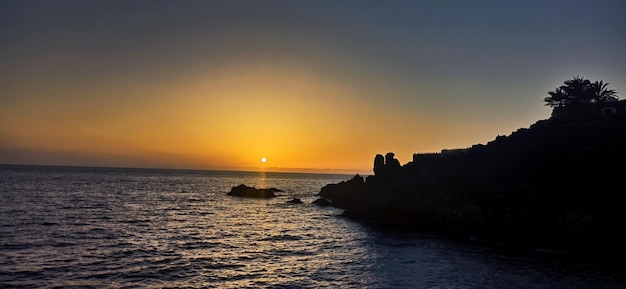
[544,87,567,107]
[561,75,592,103]
[544,76,619,107]
[589,80,618,103]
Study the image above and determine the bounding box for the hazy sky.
[1,0,625,174]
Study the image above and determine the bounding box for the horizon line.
[0,163,369,176]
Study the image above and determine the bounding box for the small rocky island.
[317,77,626,262]
[227,184,282,198]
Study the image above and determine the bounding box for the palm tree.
[544,75,620,107]
[544,87,568,107]
[589,80,618,103]
[560,75,592,103]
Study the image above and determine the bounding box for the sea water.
[1,165,624,288]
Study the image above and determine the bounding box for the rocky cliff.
[318,114,626,261]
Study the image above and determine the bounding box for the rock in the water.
[312,198,332,206]
[317,174,366,209]
[287,198,303,204]
[227,184,281,198]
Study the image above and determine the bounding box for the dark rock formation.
[319,115,626,262]
[372,152,402,179]
[373,154,385,176]
[385,152,401,170]
[312,198,332,206]
[287,198,303,204]
[227,184,282,198]
[318,174,365,208]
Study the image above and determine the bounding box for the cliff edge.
[318,114,626,262]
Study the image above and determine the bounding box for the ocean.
[0,165,624,288]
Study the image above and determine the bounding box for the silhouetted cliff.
[318,114,626,261]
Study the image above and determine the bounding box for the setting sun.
[261,157,267,163]
[1,0,622,176]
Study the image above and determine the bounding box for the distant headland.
[316,76,625,263]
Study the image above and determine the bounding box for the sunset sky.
[1,0,625,174]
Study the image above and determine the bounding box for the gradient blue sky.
[1,0,625,173]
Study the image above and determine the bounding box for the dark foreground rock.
[287,198,303,204]
[312,198,332,206]
[227,184,282,198]
[319,115,626,263]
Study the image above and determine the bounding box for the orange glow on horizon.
[1,50,553,174]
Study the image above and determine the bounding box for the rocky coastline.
[316,114,626,262]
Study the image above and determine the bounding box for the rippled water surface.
[1,165,624,288]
